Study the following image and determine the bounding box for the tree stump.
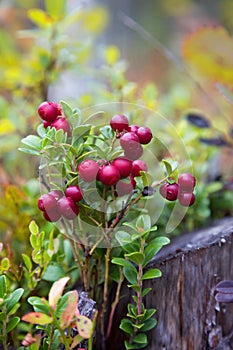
[109,217,233,350]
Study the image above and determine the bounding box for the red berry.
[49,190,63,201]
[51,117,71,136]
[43,209,61,222]
[43,121,51,129]
[78,159,99,182]
[38,101,62,123]
[178,173,196,192]
[116,180,134,196]
[111,157,132,178]
[98,165,120,186]
[110,114,129,132]
[159,182,179,201]
[65,186,83,202]
[178,192,195,207]
[124,143,143,161]
[130,175,136,188]
[131,160,148,177]
[127,124,139,134]
[136,126,153,144]
[38,194,57,212]
[57,196,79,220]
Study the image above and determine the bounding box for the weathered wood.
[109,217,233,350]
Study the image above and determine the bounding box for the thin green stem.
[50,308,70,350]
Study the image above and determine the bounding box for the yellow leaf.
[0,119,15,134]
[105,45,120,65]
[80,6,108,33]
[28,9,53,28]
[76,315,93,339]
[182,26,233,85]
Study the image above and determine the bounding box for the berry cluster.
[38,186,83,222]
[38,101,71,136]
[159,173,196,207]
[38,112,153,221]
[110,114,152,160]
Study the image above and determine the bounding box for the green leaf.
[141,268,162,280]
[5,288,24,313]
[115,230,132,245]
[0,312,6,321]
[18,148,41,155]
[140,318,157,332]
[45,0,66,19]
[119,318,134,335]
[72,125,92,140]
[143,237,170,268]
[28,297,50,314]
[56,291,71,318]
[111,258,137,274]
[136,215,151,231]
[125,340,147,349]
[142,308,157,322]
[29,221,39,235]
[141,288,152,298]
[22,312,53,325]
[22,254,32,271]
[125,252,145,266]
[133,333,147,344]
[123,267,138,285]
[141,171,153,187]
[60,100,73,119]
[21,135,42,150]
[55,129,65,143]
[1,258,10,271]
[42,263,65,282]
[162,159,178,176]
[6,316,20,333]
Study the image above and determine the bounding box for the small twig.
[106,269,124,339]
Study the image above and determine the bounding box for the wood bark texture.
[109,217,233,350]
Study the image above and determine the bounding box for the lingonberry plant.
[20,100,197,349]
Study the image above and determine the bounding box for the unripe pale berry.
[136,126,153,144]
[43,209,61,222]
[49,190,63,201]
[159,182,179,201]
[178,173,196,192]
[51,117,71,136]
[38,101,62,123]
[131,160,148,177]
[65,186,83,202]
[78,159,99,182]
[124,143,143,161]
[57,196,79,220]
[110,114,129,132]
[116,180,134,196]
[98,165,120,186]
[38,193,57,212]
[111,157,132,178]
[178,192,195,207]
